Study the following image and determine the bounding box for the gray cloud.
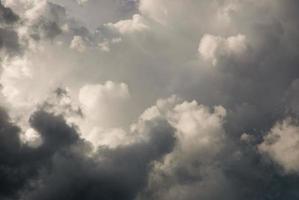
[1,0,299,199]
[0,2,19,24]
[0,1,20,56]
[0,106,175,200]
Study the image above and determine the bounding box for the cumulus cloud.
[259,119,299,174]
[137,97,233,200]
[198,34,248,66]
[77,81,131,147]
[1,0,299,199]
[0,106,175,200]
[21,128,43,148]
[78,81,130,127]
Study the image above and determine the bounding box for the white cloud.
[198,34,247,66]
[86,127,130,148]
[198,34,221,66]
[240,132,255,143]
[24,0,48,25]
[20,128,43,148]
[2,0,299,198]
[70,35,87,52]
[77,81,131,147]
[170,101,226,154]
[139,0,170,25]
[1,56,34,107]
[135,95,227,156]
[106,14,149,34]
[79,81,130,118]
[141,96,227,158]
[138,96,231,199]
[259,119,299,174]
[226,34,247,54]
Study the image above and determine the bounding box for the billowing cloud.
[259,119,299,174]
[0,106,175,200]
[137,97,233,200]
[77,81,131,147]
[198,34,247,66]
[1,0,299,199]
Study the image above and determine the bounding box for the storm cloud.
[1,0,299,199]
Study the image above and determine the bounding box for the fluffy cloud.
[77,81,131,147]
[0,106,175,200]
[137,98,233,200]
[79,81,130,127]
[198,34,247,66]
[1,0,299,199]
[259,119,299,174]
[1,56,33,106]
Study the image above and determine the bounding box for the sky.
[1,0,299,199]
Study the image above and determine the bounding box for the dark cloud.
[28,2,66,40]
[0,106,175,200]
[0,107,24,199]
[0,1,20,56]
[223,145,299,200]
[0,28,21,55]
[0,108,80,199]
[174,0,299,139]
[24,118,175,200]
[0,2,19,24]
[134,1,299,199]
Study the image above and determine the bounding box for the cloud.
[0,105,175,200]
[1,0,299,199]
[108,14,149,34]
[50,0,138,30]
[198,34,247,66]
[259,118,299,174]
[77,81,131,147]
[0,28,21,56]
[0,1,21,56]
[21,128,43,148]
[78,81,130,127]
[77,0,88,5]
[0,1,19,24]
[0,107,81,200]
[138,98,233,200]
[70,35,87,52]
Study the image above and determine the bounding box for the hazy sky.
[1,0,299,199]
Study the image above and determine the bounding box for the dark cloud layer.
[0,108,80,199]
[0,1,20,55]
[0,107,175,200]
[0,2,18,24]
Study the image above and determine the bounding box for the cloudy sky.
[1,0,299,199]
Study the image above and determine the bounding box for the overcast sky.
[1,0,299,199]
